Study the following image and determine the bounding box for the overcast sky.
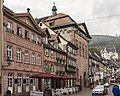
[4,0,120,36]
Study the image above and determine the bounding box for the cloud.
[92,0,120,17]
[84,0,120,36]
[3,0,120,36]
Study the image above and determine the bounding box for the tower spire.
[52,2,57,15]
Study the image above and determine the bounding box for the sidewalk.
[69,87,92,96]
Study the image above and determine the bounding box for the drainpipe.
[0,0,3,95]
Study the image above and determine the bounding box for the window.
[24,51,29,63]
[54,42,58,49]
[49,22,54,26]
[31,34,36,43]
[17,74,23,92]
[26,75,29,85]
[17,26,22,37]
[62,30,65,34]
[32,52,36,65]
[37,54,41,66]
[6,21,13,33]
[43,37,48,44]
[7,45,12,60]
[7,21,13,29]
[17,74,22,87]
[37,36,41,44]
[33,78,36,85]
[25,30,29,40]
[63,45,66,50]
[40,23,42,26]
[16,48,21,62]
[8,73,13,87]
[45,37,48,44]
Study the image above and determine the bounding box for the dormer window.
[43,37,48,44]
[49,22,54,26]
[40,23,42,26]
[54,42,58,49]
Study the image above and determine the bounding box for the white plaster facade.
[101,47,118,61]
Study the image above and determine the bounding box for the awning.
[30,72,61,79]
[62,76,76,80]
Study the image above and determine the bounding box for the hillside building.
[101,47,118,61]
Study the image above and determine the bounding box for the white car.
[92,85,108,95]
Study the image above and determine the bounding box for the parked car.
[92,85,108,95]
[61,88,69,95]
[75,87,78,92]
[72,87,76,93]
[67,88,74,94]
[104,83,110,87]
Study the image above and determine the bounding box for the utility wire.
[77,13,120,22]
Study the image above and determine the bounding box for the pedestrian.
[43,87,52,96]
[112,82,120,96]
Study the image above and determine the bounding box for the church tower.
[52,2,57,15]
